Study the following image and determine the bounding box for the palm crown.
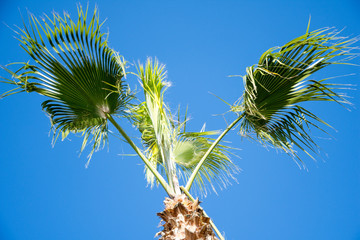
[1,6,357,240]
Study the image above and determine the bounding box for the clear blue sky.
[0,0,359,239]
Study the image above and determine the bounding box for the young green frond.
[131,59,238,195]
[174,132,239,196]
[132,58,176,189]
[235,27,358,165]
[130,102,164,186]
[0,5,132,163]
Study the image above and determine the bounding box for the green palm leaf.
[0,6,132,163]
[131,58,238,194]
[235,27,358,164]
[131,58,175,188]
[174,131,239,196]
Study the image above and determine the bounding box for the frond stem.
[107,114,174,197]
[185,113,244,192]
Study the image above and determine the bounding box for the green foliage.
[131,58,175,187]
[235,27,358,165]
[1,5,357,201]
[131,58,238,194]
[175,131,239,195]
[0,6,133,164]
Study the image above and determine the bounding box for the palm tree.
[1,6,357,240]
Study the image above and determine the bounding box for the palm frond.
[1,5,132,163]
[131,58,175,188]
[131,101,165,186]
[174,131,239,196]
[131,60,239,194]
[235,27,358,165]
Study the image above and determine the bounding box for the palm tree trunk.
[156,194,218,240]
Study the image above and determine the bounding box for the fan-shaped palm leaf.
[236,27,358,164]
[1,6,132,162]
[185,27,357,192]
[174,131,239,195]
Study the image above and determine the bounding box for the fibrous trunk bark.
[156,194,218,240]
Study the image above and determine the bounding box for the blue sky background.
[0,0,359,239]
